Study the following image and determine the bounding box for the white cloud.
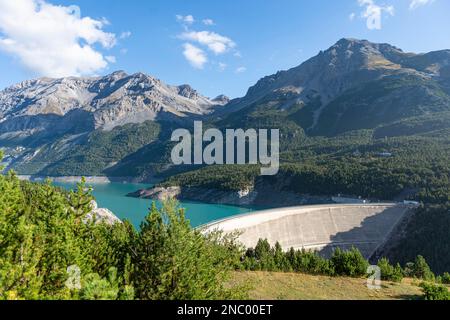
[233,51,242,58]
[358,0,394,30]
[409,0,434,10]
[218,62,227,71]
[349,12,356,21]
[182,43,207,69]
[0,0,116,78]
[105,56,116,63]
[235,66,246,73]
[176,14,195,25]
[202,19,215,26]
[119,31,132,39]
[178,31,236,55]
[175,16,237,70]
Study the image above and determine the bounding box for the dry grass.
[367,56,402,70]
[232,271,423,300]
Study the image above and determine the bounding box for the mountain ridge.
[0,70,228,132]
[2,38,450,178]
[217,38,450,136]
[227,38,449,109]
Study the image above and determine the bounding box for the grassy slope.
[232,272,423,300]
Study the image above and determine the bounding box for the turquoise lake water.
[54,182,258,228]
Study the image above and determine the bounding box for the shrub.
[292,249,334,276]
[330,247,369,277]
[130,200,247,300]
[377,258,404,282]
[80,268,121,300]
[420,282,450,300]
[441,272,450,284]
[404,256,435,281]
[244,239,277,271]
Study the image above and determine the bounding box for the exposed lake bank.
[127,183,333,208]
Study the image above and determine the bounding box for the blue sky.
[0,0,449,98]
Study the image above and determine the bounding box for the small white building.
[376,152,393,158]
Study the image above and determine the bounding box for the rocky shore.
[127,182,332,208]
[86,200,122,225]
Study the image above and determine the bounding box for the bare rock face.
[128,186,182,201]
[212,94,230,105]
[127,186,259,206]
[0,71,226,134]
[85,200,121,225]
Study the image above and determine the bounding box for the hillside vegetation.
[0,162,246,300]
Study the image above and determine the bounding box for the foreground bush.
[130,200,246,300]
[420,282,450,300]
[404,255,435,281]
[244,241,369,278]
[441,272,450,284]
[243,240,334,275]
[241,239,444,286]
[330,248,369,277]
[377,258,404,282]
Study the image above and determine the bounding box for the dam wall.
[203,204,415,259]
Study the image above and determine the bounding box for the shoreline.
[17,175,140,184]
[127,185,334,208]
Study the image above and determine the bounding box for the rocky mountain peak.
[107,70,129,80]
[332,38,403,53]
[225,38,450,122]
[0,71,223,131]
[212,94,230,105]
[177,84,200,100]
[318,38,407,70]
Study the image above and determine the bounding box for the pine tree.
[131,200,246,300]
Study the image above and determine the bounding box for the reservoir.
[54,182,257,228]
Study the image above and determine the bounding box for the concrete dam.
[204,204,415,259]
